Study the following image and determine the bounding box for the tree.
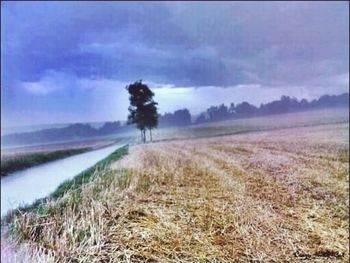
[195,112,208,124]
[144,102,158,141]
[173,109,191,126]
[158,109,192,127]
[228,103,236,115]
[126,81,158,143]
[235,102,257,117]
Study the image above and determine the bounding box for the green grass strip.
[51,145,128,199]
[1,148,91,177]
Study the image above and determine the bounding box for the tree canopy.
[126,81,158,143]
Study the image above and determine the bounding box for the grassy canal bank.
[3,145,129,222]
[1,148,91,177]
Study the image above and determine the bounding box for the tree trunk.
[140,129,146,143]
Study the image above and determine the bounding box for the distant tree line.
[2,92,348,146]
[158,109,191,127]
[156,92,348,127]
[194,93,349,124]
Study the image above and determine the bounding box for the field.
[3,110,349,262]
[153,108,349,142]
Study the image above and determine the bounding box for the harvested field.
[153,108,349,142]
[8,121,349,262]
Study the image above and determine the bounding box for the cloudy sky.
[1,1,349,127]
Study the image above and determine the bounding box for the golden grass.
[8,122,349,262]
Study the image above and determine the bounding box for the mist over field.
[1,1,349,262]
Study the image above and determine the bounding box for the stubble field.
[7,117,349,262]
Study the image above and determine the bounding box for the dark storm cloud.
[2,1,348,87]
[1,1,348,126]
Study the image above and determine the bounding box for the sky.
[1,1,349,127]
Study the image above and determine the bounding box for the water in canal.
[1,143,126,217]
